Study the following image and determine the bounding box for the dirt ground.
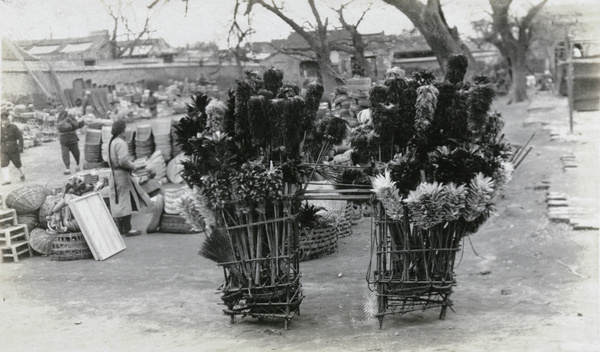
[0,91,598,352]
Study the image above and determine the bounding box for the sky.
[0,0,597,48]
[0,0,485,48]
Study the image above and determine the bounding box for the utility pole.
[566,32,575,134]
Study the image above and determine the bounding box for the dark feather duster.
[413,70,436,86]
[325,117,348,145]
[369,84,389,106]
[445,54,468,85]
[222,89,236,135]
[263,67,284,96]
[384,77,408,104]
[467,77,496,142]
[247,95,270,147]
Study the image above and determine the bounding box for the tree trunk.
[315,52,337,100]
[510,46,529,102]
[353,40,373,78]
[383,0,476,76]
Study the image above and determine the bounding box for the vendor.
[57,107,85,175]
[147,90,158,118]
[107,119,152,236]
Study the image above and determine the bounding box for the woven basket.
[51,232,93,261]
[17,212,39,232]
[30,228,56,255]
[6,184,49,215]
[159,213,196,234]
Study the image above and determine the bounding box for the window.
[84,59,96,66]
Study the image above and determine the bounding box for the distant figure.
[57,107,85,175]
[147,90,158,118]
[1,111,25,184]
[81,90,92,115]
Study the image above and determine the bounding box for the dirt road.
[0,92,598,351]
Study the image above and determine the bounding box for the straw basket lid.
[151,119,172,135]
[101,125,113,140]
[166,153,186,184]
[124,128,136,143]
[136,124,153,141]
[30,228,56,255]
[6,184,50,215]
[85,129,102,145]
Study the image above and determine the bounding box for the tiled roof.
[2,37,39,61]
[15,34,109,55]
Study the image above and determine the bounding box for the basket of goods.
[51,232,93,261]
[46,193,80,233]
[29,228,56,255]
[173,68,330,329]
[5,184,50,215]
[361,56,515,327]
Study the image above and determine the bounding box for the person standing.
[107,119,151,236]
[57,107,85,175]
[147,90,158,118]
[81,90,92,115]
[1,111,25,185]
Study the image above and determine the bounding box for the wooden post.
[566,34,575,134]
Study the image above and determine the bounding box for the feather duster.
[247,95,270,146]
[205,99,228,133]
[303,80,324,132]
[444,54,468,85]
[325,117,348,145]
[467,76,496,142]
[263,67,283,96]
[413,70,436,86]
[414,85,440,132]
[385,66,406,79]
[384,77,408,104]
[369,84,389,106]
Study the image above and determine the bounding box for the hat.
[111,119,126,137]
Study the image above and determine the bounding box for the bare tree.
[382,0,477,75]
[473,0,548,103]
[103,0,157,59]
[244,0,339,95]
[331,1,375,78]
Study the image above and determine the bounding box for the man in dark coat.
[57,106,85,175]
[1,111,25,184]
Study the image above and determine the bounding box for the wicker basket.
[159,213,197,234]
[30,228,56,255]
[38,194,63,228]
[299,225,338,261]
[6,184,49,215]
[17,212,39,232]
[51,232,93,261]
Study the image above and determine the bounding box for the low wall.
[1,61,263,105]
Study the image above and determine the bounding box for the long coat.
[107,136,151,218]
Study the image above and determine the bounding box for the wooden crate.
[67,192,125,261]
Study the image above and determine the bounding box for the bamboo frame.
[216,183,302,330]
[368,202,465,328]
